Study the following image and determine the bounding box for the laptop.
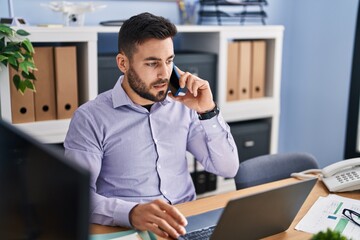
[179,178,317,240]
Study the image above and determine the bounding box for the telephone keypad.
[336,171,360,183]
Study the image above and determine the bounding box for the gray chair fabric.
[234,152,319,190]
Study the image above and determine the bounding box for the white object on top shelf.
[41,2,107,26]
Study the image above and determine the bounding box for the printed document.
[296,194,360,240]
[91,229,155,240]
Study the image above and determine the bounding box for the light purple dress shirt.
[64,76,239,227]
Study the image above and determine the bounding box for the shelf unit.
[0,27,98,143]
[176,26,283,149]
[175,25,284,196]
[0,25,283,195]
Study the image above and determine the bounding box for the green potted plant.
[0,24,36,94]
[311,228,348,240]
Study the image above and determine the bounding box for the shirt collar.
[112,75,172,109]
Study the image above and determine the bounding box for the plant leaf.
[0,38,5,48]
[24,61,36,71]
[8,56,19,70]
[18,79,27,94]
[12,74,21,90]
[4,43,20,53]
[1,24,37,95]
[12,51,25,61]
[24,79,36,91]
[9,62,19,72]
[19,61,36,74]
[8,56,18,67]
[0,60,7,67]
[22,71,36,80]
[16,29,30,37]
[22,39,34,54]
[0,55,8,62]
[0,24,13,35]
[22,54,34,64]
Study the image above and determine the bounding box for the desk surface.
[91,178,360,239]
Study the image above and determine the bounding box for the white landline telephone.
[291,157,360,192]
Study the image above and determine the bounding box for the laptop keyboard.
[178,226,216,240]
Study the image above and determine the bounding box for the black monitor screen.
[0,120,90,239]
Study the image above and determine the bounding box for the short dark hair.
[118,12,177,59]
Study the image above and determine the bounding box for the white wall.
[1,0,359,168]
[0,0,180,25]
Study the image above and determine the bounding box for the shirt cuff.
[199,114,228,135]
[113,200,139,227]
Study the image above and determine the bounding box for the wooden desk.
[91,178,360,239]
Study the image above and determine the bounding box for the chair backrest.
[234,152,319,190]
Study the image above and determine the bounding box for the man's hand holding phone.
[169,65,216,114]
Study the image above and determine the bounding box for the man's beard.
[127,66,168,102]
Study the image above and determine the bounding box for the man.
[64,12,239,239]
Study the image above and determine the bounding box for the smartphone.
[169,65,187,96]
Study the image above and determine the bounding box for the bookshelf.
[0,25,283,195]
[0,27,98,143]
[175,25,284,196]
[179,26,282,148]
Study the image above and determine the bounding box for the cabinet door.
[229,119,271,163]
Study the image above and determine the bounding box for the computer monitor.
[0,120,90,239]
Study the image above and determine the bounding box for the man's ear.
[116,53,128,73]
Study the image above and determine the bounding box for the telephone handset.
[291,157,360,192]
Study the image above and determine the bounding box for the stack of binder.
[9,46,78,123]
[198,0,268,25]
[226,40,266,101]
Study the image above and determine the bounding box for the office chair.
[234,152,319,190]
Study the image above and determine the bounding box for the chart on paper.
[296,194,360,240]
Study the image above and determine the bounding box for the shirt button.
[212,124,217,128]
[154,139,158,143]
[163,190,167,194]
[158,164,161,169]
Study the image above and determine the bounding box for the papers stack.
[296,194,360,240]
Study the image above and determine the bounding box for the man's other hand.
[129,199,188,239]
